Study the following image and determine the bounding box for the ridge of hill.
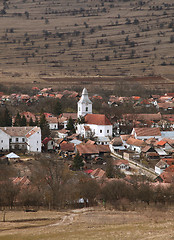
[0,0,174,88]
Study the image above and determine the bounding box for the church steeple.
[77,88,92,118]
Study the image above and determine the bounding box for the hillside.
[0,207,174,240]
[0,0,174,88]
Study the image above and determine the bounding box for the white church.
[76,88,113,145]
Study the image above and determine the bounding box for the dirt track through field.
[0,207,174,240]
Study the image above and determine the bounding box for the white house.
[76,88,113,145]
[125,137,146,153]
[46,116,59,130]
[57,129,69,138]
[131,127,162,141]
[0,126,41,152]
[155,160,169,175]
[109,137,126,153]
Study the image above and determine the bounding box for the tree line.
[0,157,174,210]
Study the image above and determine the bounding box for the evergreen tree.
[21,115,27,126]
[53,100,62,116]
[14,112,22,126]
[34,116,39,126]
[73,152,84,170]
[106,158,115,178]
[0,109,4,126]
[39,113,50,140]
[4,108,12,126]
[29,117,34,126]
[66,117,75,133]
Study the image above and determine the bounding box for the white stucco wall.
[26,129,41,152]
[48,140,54,150]
[0,129,10,151]
[135,134,161,141]
[77,123,112,142]
[78,102,92,118]
[49,123,58,130]
[155,166,165,175]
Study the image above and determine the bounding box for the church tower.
[77,88,92,118]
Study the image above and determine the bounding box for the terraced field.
[0,0,174,89]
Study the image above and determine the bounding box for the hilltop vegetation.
[0,0,174,86]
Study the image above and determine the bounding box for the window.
[16,138,18,142]
[9,138,12,143]
[37,148,38,151]
[54,125,56,128]
[107,130,109,133]
[37,141,38,144]
[100,130,102,133]
[1,140,3,143]
[22,138,25,142]
[86,107,88,111]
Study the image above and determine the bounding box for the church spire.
[77,88,92,118]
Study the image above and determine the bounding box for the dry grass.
[0,206,174,240]
[0,0,174,89]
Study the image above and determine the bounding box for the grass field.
[0,207,174,240]
[0,0,174,89]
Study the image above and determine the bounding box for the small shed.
[5,152,20,162]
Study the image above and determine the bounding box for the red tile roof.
[76,143,99,155]
[25,126,40,138]
[85,114,112,125]
[21,111,36,122]
[91,168,106,179]
[126,137,146,147]
[46,116,58,124]
[60,142,74,152]
[113,159,129,166]
[76,143,110,155]
[162,158,174,166]
[97,145,110,153]
[60,113,77,120]
[133,127,161,137]
[42,137,52,145]
[1,126,38,137]
[160,172,174,183]
[156,140,167,146]
[122,113,161,121]
[164,165,174,172]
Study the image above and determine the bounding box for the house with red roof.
[155,160,169,175]
[113,159,130,171]
[155,139,173,152]
[60,141,75,157]
[90,168,106,179]
[131,127,161,141]
[42,137,55,151]
[125,137,146,153]
[158,165,174,183]
[76,88,113,145]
